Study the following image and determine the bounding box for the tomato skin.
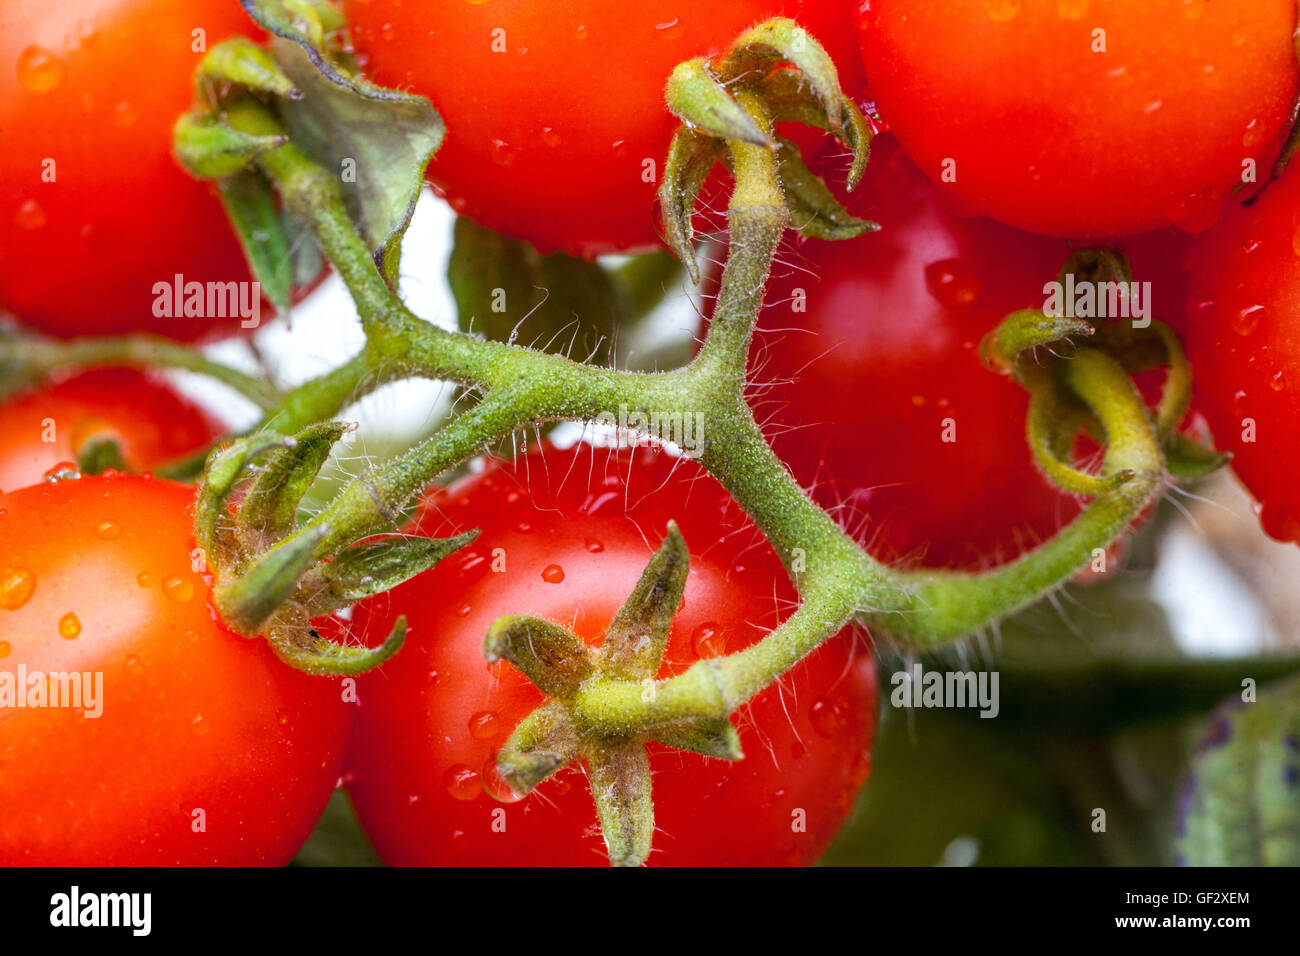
[857,0,1300,239]
[1183,164,1300,545]
[346,444,875,866]
[344,1,865,257]
[718,136,1187,567]
[0,0,266,340]
[0,476,351,865]
[0,369,224,493]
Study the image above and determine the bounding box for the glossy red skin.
[345,1,865,256]
[0,0,264,340]
[346,444,876,866]
[0,368,224,493]
[1184,163,1300,544]
[719,136,1188,567]
[0,476,351,864]
[858,0,1300,239]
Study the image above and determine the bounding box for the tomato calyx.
[484,523,740,867]
[195,422,477,675]
[660,18,874,282]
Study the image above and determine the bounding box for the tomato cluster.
[0,0,1296,869]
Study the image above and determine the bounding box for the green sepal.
[175,113,289,180]
[483,616,594,700]
[218,171,294,312]
[658,128,726,282]
[1164,432,1232,479]
[720,18,845,132]
[647,715,743,761]
[239,421,348,548]
[494,702,580,796]
[196,431,296,559]
[664,58,772,147]
[311,530,479,612]
[588,740,655,867]
[775,137,878,241]
[196,37,299,101]
[215,525,328,634]
[74,435,128,476]
[269,613,407,677]
[599,522,690,681]
[762,67,871,190]
[982,309,1095,373]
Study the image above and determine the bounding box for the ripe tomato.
[346,443,876,866]
[1183,162,1300,545]
[344,1,865,257]
[718,135,1187,567]
[857,0,1299,239]
[0,368,224,493]
[0,0,269,340]
[0,475,351,864]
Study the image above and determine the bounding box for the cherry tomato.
[0,0,270,340]
[0,475,351,864]
[713,136,1187,567]
[1184,161,1300,545]
[346,443,876,866]
[857,0,1299,239]
[344,1,865,257]
[0,368,224,493]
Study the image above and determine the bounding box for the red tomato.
[344,1,865,257]
[715,136,1187,567]
[1184,162,1300,545]
[0,368,224,493]
[346,444,876,866]
[0,475,351,864]
[857,0,1299,239]
[0,0,271,340]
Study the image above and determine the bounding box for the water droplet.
[454,603,472,617]
[481,756,525,803]
[15,199,46,230]
[852,1,874,28]
[1243,117,1263,149]
[125,655,142,675]
[444,763,481,801]
[1269,370,1286,392]
[0,567,36,610]
[163,576,195,603]
[1168,190,1222,233]
[137,572,153,588]
[489,139,516,166]
[654,17,683,40]
[924,259,979,307]
[58,612,81,639]
[541,564,565,583]
[810,696,850,737]
[541,126,561,148]
[611,140,628,158]
[43,461,79,481]
[112,101,137,128]
[17,45,65,93]
[0,642,9,658]
[1231,304,1265,336]
[982,0,1020,22]
[575,24,588,41]
[1232,389,1248,416]
[515,521,532,533]
[95,521,120,540]
[1242,237,1262,254]
[191,714,209,736]
[691,622,726,658]
[469,710,502,740]
[585,538,604,553]
[1143,99,1163,114]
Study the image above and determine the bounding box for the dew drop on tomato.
[163,576,194,603]
[1232,304,1265,336]
[691,622,725,658]
[58,612,81,640]
[0,642,9,658]
[0,567,36,610]
[15,199,46,230]
[16,45,64,93]
[468,710,501,740]
[481,756,525,804]
[584,537,603,553]
[924,259,979,307]
[541,564,565,584]
[810,695,851,738]
[443,764,480,801]
[95,521,120,540]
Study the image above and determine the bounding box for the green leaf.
[316,530,478,608]
[291,792,382,867]
[1175,675,1300,865]
[244,0,445,288]
[448,217,621,364]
